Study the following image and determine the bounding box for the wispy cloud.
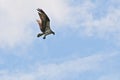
[65,0,120,45]
[1,0,120,48]
[0,0,69,48]
[0,52,119,80]
[67,1,120,34]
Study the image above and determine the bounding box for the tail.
[37,33,44,37]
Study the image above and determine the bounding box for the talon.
[43,36,46,39]
[37,33,43,37]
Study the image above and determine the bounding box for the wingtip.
[37,8,42,12]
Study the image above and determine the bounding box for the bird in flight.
[36,8,55,39]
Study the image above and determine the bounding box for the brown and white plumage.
[36,8,55,39]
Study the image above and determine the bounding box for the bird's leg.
[43,32,51,39]
[43,36,46,39]
[43,35,46,39]
[37,33,44,37]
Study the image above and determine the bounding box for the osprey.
[36,8,55,39]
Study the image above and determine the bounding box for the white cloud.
[88,8,120,38]
[36,54,101,79]
[0,0,70,48]
[68,1,120,35]
[0,0,34,48]
[65,0,120,44]
[0,0,120,48]
[0,52,118,80]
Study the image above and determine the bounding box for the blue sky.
[0,0,120,80]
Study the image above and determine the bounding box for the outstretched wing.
[37,12,46,32]
[37,8,50,21]
[37,8,50,32]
